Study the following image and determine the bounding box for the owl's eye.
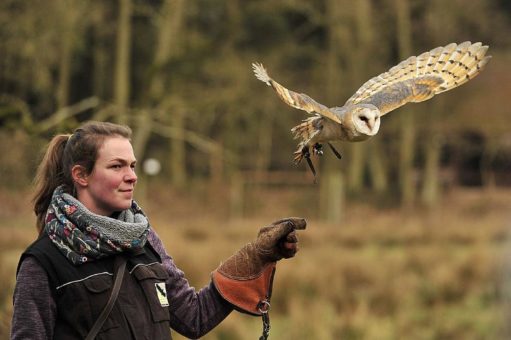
[360,116,369,122]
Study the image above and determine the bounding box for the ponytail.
[32,134,72,234]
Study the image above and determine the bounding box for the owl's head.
[348,104,381,139]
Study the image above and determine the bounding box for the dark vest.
[20,235,173,340]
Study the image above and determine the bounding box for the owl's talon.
[313,143,323,156]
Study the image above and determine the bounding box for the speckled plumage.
[253,42,491,166]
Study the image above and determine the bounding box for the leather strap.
[85,256,127,340]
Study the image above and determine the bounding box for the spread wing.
[345,41,491,116]
[252,63,342,124]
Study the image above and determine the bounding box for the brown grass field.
[1,185,511,340]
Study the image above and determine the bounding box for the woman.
[11,121,306,339]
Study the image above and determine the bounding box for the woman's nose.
[125,168,137,182]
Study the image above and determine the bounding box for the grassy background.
[1,186,510,339]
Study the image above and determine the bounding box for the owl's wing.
[253,63,342,124]
[345,42,491,116]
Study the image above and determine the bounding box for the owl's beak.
[369,118,378,132]
[360,115,375,132]
[367,119,374,131]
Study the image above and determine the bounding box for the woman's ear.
[71,165,89,187]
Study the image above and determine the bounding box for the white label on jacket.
[155,282,169,307]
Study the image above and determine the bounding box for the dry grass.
[1,186,510,339]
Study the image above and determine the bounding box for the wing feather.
[345,42,491,116]
[252,63,342,124]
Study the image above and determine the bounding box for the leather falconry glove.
[212,217,306,315]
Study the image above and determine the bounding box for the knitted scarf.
[44,186,150,265]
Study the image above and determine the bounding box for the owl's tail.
[291,116,322,148]
[291,117,322,164]
[416,41,491,95]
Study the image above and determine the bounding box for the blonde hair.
[32,121,132,233]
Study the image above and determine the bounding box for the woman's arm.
[11,257,57,340]
[147,228,233,338]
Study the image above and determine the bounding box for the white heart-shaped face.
[353,105,381,137]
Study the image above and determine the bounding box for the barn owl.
[253,41,491,177]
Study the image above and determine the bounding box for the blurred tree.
[135,0,187,187]
[0,0,509,202]
[393,0,416,207]
[114,0,132,124]
[418,0,449,207]
[0,1,58,118]
[346,0,369,193]
[319,0,349,223]
[55,0,92,132]
[347,0,390,195]
[90,1,114,101]
[417,0,507,202]
[56,0,75,111]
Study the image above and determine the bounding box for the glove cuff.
[212,262,276,316]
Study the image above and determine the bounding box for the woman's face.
[77,136,137,216]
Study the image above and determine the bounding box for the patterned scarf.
[45,186,150,265]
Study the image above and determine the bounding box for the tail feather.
[291,117,322,144]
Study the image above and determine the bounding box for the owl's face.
[350,104,381,139]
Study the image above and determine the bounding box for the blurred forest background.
[1,0,511,339]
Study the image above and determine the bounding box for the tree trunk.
[346,0,372,193]
[229,170,244,220]
[368,140,388,193]
[169,101,186,186]
[320,169,345,223]
[152,0,184,94]
[92,37,109,100]
[114,0,132,124]
[255,110,274,176]
[153,0,186,186]
[91,2,110,101]
[480,139,497,190]
[320,0,347,224]
[347,143,365,192]
[420,132,441,207]
[418,0,455,207]
[394,0,416,207]
[56,1,80,114]
[56,26,72,111]
[138,0,186,186]
[132,109,152,160]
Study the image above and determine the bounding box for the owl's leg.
[293,145,317,180]
[327,143,342,159]
[293,145,308,164]
[305,155,317,180]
